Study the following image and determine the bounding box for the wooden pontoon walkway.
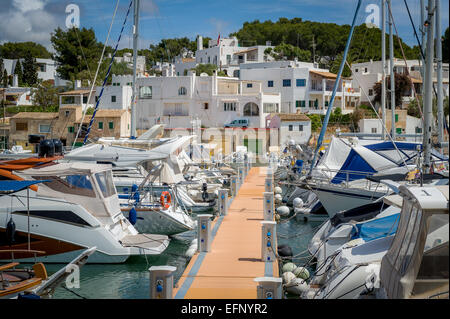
[174,167,278,299]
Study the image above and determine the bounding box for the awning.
[0,180,49,194]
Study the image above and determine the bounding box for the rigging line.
[387,2,425,123]
[346,60,412,171]
[403,0,426,60]
[73,0,121,148]
[78,0,131,147]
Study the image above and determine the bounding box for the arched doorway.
[243,102,259,116]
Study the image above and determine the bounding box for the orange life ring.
[160,191,171,209]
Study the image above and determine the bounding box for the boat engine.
[201,183,209,202]
[6,218,16,246]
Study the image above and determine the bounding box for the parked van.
[224,118,249,128]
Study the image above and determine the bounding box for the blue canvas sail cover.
[328,138,447,184]
[351,213,400,242]
[0,180,49,194]
[331,149,377,184]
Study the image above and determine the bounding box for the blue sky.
[0,0,448,51]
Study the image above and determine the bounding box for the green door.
[244,139,262,154]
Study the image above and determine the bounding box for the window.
[95,171,116,198]
[247,83,253,88]
[243,102,259,116]
[38,64,46,72]
[83,96,88,104]
[95,96,99,103]
[65,110,70,117]
[268,80,274,87]
[263,103,278,113]
[296,79,306,87]
[109,122,114,129]
[415,127,422,133]
[139,86,152,99]
[396,128,402,134]
[395,114,399,122]
[299,125,303,132]
[178,87,187,95]
[371,127,377,133]
[68,126,74,133]
[111,96,116,103]
[62,96,75,104]
[369,89,374,96]
[223,102,237,111]
[208,57,211,63]
[204,103,209,110]
[226,55,231,64]
[33,175,96,198]
[283,79,291,87]
[364,67,368,73]
[289,125,293,131]
[296,100,306,108]
[355,68,359,73]
[325,101,329,107]
[98,122,103,129]
[15,123,28,131]
[39,124,51,133]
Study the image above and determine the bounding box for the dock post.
[230,176,237,198]
[149,265,176,299]
[264,177,273,193]
[261,221,277,262]
[239,165,245,182]
[263,192,274,221]
[218,189,228,216]
[254,277,283,299]
[197,214,213,252]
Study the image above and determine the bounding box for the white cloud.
[0,0,64,50]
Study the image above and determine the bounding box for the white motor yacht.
[0,162,170,263]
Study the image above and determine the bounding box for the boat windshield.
[33,174,96,198]
[95,171,117,198]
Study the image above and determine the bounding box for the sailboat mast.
[381,0,387,140]
[131,0,140,138]
[388,0,396,140]
[423,0,436,172]
[435,0,444,149]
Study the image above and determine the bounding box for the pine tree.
[22,52,38,86]
[14,60,23,86]
[0,58,4,88]
[2,70,8,88]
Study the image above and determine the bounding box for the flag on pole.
[217,33,221,46]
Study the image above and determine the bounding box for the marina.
[0,0,449,302]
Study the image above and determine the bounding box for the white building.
[133,72,281,129]
[2,87,33,106]
[1,58,67,86]
[351,59,450,105]
[240,61,361,115]
[266,113,312,146]
[113,52,146,74]
[174,36,275,78]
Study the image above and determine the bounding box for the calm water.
[44,208,322,299]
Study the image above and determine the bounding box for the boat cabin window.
[34,175,96,198]
[95,171,116,198]
[389,199,423,275]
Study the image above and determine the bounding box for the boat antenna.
[308,0,363,175]
[130,0,140,139]
[73,0,121,148]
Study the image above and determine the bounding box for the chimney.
[197,35,203,51]
[75,80,82,89]
[13,75,18,87]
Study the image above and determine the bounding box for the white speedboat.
[0,163,170,263]
[302,185,449,299]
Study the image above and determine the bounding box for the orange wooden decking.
[173,167,279,299]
